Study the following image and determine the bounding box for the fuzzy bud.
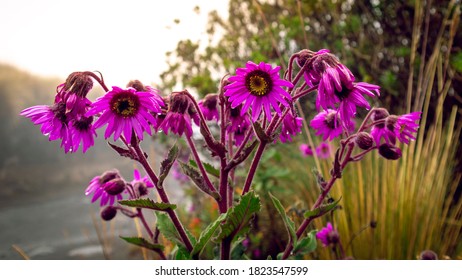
[378,143,402,160]
[101,206,117,221]
[370,220,377,229]
[100,170,121,184]
[355,132,374,150]
[327,230,340,244]
[127,80,147,92]
[134,182,148,197]
[295,49,316,68]
[371,108,390,122]
[419,250,438,260]
[104,178,126,195]
[169,91,191,114]
[63,72,93,98]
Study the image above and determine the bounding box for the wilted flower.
[225,61,293,122]
[69,115,96,153]
[197,94,220,122]
[372,112,421,145]
[310,109,352,141]
[279,111,303,143]
[227,106,252,146]
[160,92,195,137]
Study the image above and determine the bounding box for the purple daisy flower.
[299,143,313,157]
[371,112,421,145]
[85,170,125,206]
[316,222,339,247]
[310,109,353,141]
[197,93,220,123]
[160,92,195,137]
[55,72,93,116]
[316,142,331,158]
[20,102,73,153]
[129,168,154,198]
[86,86,163,141]
[279,112,303,143]
[226,106,252,146]
[224,61,293,122]
[69,115,97,153]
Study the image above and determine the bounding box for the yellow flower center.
[110,92,140,118]
[245,70,272,96]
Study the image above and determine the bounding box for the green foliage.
[191,213,227,258]
[215,191,261,242]
[189,159,220,178]
[269,193,297,245]
[119,236,164,252]
[155,212,184,246]
[293,230,318,256]
[118,199,176,211]
[304,197,342,219]
[159,144,179,186]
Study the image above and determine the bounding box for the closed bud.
[169,91,191,114]
[134,182,148,197]
[355,132,374,150]
[371,108,390,122]
[64,72,93,98]
[104,178,126,195]
[370,220,377,229]
[327,230,340,244]
[127,80,147,92]
[100,170,121,184]
[378,143,402,160]
[419,250,438,260]
[101,206,117,221]
[295,49,316,68]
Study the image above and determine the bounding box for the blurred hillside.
[0,64,138,207]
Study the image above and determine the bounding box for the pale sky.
[0,0,228,88]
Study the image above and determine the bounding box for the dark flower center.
[245,70,273,96]
[324,112,338,129]
[334,85,351,100]
[72,116,94,131]
[51,102,67,123]
[110,91,140,118]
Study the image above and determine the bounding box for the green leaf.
[304,196,342,219]
[215,191,261,241]
[119,236,164,252]
[179,161,218,198]
[155,212,183,246]
[175,245,192,260]
[269,192,297,245]
[293,230,318,255]
[191,213,227,258]
[159,144,179,186]
[189,159,220,178]
[119,198,176,211]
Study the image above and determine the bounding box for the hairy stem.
[186,135,217,193]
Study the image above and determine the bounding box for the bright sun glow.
[0,0,228,87]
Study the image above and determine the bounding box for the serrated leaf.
[155,212,183,246]
[119,198,176,211]
[159,144,179,186]
[189,159,219,178]
[175,245,192,260]
[179,161,216,197]
[120,236,164,251]
[304,196,342,219]
[191,213,227,258]
[216,191,261,241]
[269,192,297,245]
[108,142,136,160]
[293,230,318,255]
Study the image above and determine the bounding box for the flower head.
[316,222,340,247]
[130,169,154,197]
[316,142,331,158]
[69,115,96,153]
[86,86,163,141]
[55,72,93,117]
[160,92,195,137]
[371,112,421,145]
[197,93,220,122]
[227,106,252,146]
[279,111,302,143]
[299,143,313,157]
[225,61,293,121]
[310,109,353,141]
[85,170,125,206]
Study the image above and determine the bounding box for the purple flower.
[85,170,125,206]
[279,112,302,143]
[86,86,163,141]
[310,109,351,141]
[197,94,220,122]
[130,169,154,197]
[20,102,73,153]
[318,81,380,124]
[160,92,194,137]
[225,61,293,122]
[55,72,93,116]
[69,115,96,153]
[316,142,331,158]
[316,222,339,247]
[371,112,421,145]
[226,106,252,146]
[299,143,313,157]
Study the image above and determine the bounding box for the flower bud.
[327,230,340,244]
[419,250,438,260]
[63,72,93,98]
[371,108,390,122]
[127,80,147,92]
[169,91,191,114]
[370,220,377,229]
[100,170,121,184]
[101,206,117,221]
[378,143,402,160]
[355,132,374,150]
[134,182,148,197]
[104,178,126,195]
[295,49,316,68]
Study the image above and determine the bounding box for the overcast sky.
[0,0,228,88]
